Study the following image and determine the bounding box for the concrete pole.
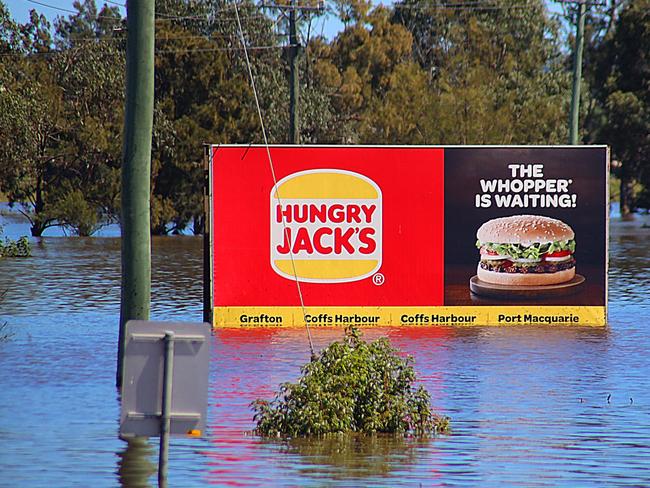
[569,0,586,145]
[288,0,300,144]
[117,0,155,388]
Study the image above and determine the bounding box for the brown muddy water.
[1,208,650,487]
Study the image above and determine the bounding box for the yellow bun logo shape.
[270,169,382,283]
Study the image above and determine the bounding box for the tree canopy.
[0,0,647,233]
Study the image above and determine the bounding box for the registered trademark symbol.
[372,273,385,286]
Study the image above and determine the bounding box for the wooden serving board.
[469,274,586,300]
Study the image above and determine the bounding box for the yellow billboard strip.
[214,306,606,327]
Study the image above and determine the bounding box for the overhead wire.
[25,0,123,20]
[231,0,315,358]
[25,0,82,14]
[51,31,286,42]
[155,44,292,53]
[10,0,581,57]
[23,0,272,23]
[155,11,270,22]
[0,43,291,55]
[21,0,562,28]
[392,3,545,11]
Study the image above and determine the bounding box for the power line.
[393,3,545,12]
[554,0,606,5]
[25,0,79,15]
[23,0,270,23]
[155,44,291,53]
[0,43,290,56]
[155,11,270,22]
[50,31,286,42]
[20,0,564,24]
[232,0,315,357]
[25,0,123,20]
[393,0,541,5]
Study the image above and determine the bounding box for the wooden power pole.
[569,0,587,145]
[288,0,300,144]
[117,0,155,388]
[262,1,323,144]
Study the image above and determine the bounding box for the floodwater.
[1,207,650,487]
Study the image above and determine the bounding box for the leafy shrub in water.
[252,327,450,437]
[0,231,31,258]
[0,290,12,342]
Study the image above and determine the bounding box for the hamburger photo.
[475,215,576,286]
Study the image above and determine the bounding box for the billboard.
[208,145,608,327]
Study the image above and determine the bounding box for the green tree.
[53,3,125,234]
[307,6,418,143]
[0,2,125,236]
[54,0,121,46]
[394,0,570,144]
[150,0,286,234]
[0,1,19,53]
[591,0,649,217]
[150,4,260,234]
[0,11,65,236]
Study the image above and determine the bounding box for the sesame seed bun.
[476,215,574,246]
[477,265,575,286]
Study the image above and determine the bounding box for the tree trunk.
[150,223,168,236]
[30,175,45,236]
[30,224,44,237]
[620,172,635,221]
[192,213,204,235]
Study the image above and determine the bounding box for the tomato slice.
[481,248,499,255]
[545,250,572,258]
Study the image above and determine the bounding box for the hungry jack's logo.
[270,169,382,283]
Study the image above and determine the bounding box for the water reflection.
[116,437,156,488]
[0,236,203,321]
[280,434,430,480]
[608,216,650,305]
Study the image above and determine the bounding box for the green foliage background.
[0,0,648,235]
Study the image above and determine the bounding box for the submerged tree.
[252,327,450,437]
[0,1,124,236]
[0,225,31,258]
[1,0,645,230]
[0,9,62,236]
[591,0,650,217]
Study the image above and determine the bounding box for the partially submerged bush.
[0,290,12,342]
[0,322,12,342]
[252,327,450,437]
[0,236,31,258]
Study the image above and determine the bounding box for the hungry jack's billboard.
[209,145,608,327]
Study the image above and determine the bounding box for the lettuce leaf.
[476,239,576,259]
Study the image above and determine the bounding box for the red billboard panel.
[209,145,607,327]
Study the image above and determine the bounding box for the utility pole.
[288,0,300,144]
[568,0,587,145]
[262,1,323,144]
[117,0,155,388]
